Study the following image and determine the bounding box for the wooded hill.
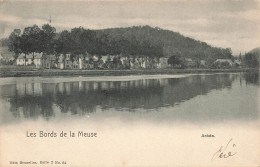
[2,25,233,64]
[249,47,260,56]
[243,47,260,68]
[99,26,233,63]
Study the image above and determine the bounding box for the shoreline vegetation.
[0,67,258,78]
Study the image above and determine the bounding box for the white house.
[34,53,43,68]
[234,59,242,67]
[26,54,33,65]
[72,59,79,69]
[157,57,169,68]
[185,58,196,68]
[79,57,84,69]
[141,58,149,68]
[58,54,65,69]
[16,53,39,66]
[213,59,233,68]
[16,54,25,65]
[65,54,72,69]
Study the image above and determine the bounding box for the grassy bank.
[0,66,258,78]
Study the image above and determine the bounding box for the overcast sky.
[0,0,259,55]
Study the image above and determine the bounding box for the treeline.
[4,24,233,62]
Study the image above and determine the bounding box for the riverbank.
[0,67,258,78]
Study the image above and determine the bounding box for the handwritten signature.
[211,138,237,161]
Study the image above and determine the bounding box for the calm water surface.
[0,72,259,124]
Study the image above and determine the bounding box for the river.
[0,72,259,166]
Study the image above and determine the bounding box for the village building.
[91,55,99,69]
[91,55,108,69]
[199,60,207,68]
[16,53,33,66]
[16,54,26,65]
[43,54,56,69]
[121,57,130,69]
[185,58,196,68]
[78,54,97,69]
[97,55,108,68]
[85,62,94,69]
[58,54,65,69]
[26,54,33,65]
[130,61,135,69]
[65,54,72,69]
[50,55,57,68]
[141,57,150,68]
[213,59,233,68]
[134,57,142,68]
[151,58,159,68]
[97,59,105,69]
[101,55,109,63]
[105,55,115,68]
[138,58,143,68]
[79,56,85,69]
[157,57,169,68]
[84,57,94,69]
[72,59,79,69]
[233,59,242,68]
[129,57,137,69]
[144,57,157,69]
[33,53,43,68]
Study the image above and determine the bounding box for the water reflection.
[0,72,259,121]
[242,72,259,86]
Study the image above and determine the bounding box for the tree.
[8,29,22,58]
[40,24,56,54]
[21,25,41,53]
[22,25,42,62]
[80,28,96,54]
[69,27,84,55]
[55,30,72,54]
[167,53,184,68]
[29,25,41,53]
[223,48,233,60]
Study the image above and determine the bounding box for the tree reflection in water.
[0,74,242,120]
[242,71,259,86]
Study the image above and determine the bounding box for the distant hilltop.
[249,47,260,55]
[241,47,260,68]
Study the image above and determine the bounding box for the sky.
[0,0,259,55]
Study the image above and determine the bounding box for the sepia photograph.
[0,0,259,166]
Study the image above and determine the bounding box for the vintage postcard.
[0,0,259,166]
